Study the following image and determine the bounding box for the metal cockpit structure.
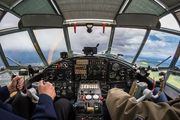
[0,0,180,99]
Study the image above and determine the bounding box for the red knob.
[82,96,85,101]
[100,97,104,101]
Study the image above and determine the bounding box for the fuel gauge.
[109,72,116,78]
[62,62,68,68]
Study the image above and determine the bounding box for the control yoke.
[20,82,40,103]
[136,76,165,103]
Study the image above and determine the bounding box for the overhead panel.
[124,0,166,16]
[0,0,19,9]
[12,0,56,16]
[56,0,124,20]
[159,0,180,8]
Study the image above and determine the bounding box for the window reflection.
[0,31,43,66]
[112,28,146,62]
[34,29,66,64]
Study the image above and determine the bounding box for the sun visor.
[116,13,160,29]
[19,14,63,28]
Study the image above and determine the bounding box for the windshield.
[34,29,66,64]
[136,30,180,67]
[68,26,111,54]
[0,31,43,66]
[112,28,146,62]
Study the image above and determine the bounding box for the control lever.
[20,82,41,103]
[137,76,165,103]
[11,73,21,93]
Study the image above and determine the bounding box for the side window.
[0,12,19,30]
[137,30,180,67]
[0,31,43,66]
[34,29,66,64]
[112,28,146,62]
[167,58,180,89]
[0,73,11,87]
[160,14,180,31]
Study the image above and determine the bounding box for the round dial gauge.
[116,76,120,80]
[63,82,66,87]
[43,75,48,81]
[109,72,116,78]
[112,63,120,71]
[101,85,110,96]
[62,62,68,68]
[62,90,66,95]
[119,68,126,76]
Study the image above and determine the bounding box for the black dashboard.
[27,56,137,99]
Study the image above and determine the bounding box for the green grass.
[148,71,180,89]
[167,75,180,89]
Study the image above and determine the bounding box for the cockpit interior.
[0,0,180,120]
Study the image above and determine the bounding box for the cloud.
[69,27,111,53]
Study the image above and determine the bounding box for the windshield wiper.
[156,56,171,67]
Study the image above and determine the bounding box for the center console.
[75,80,104,120]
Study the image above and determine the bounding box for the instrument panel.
[31,56,137,99]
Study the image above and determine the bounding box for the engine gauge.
[119,68,126,76]
[75,74,80,80]
[112,63,120,71]
[116,76,120,80]
[101,70,106,76]
[43,75,48,81]
[109,72,116,78]
[62,90,66,96]
[93,70,97,75]
[67,86,73,93]
[62,62,68,68]
[66,75,72,81]
[127,80,132,88]
[63,82,66,87]
[56,82,61,88]
[48,71,55,80]
[101,85,110,96]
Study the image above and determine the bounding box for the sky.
[0,12,180,66]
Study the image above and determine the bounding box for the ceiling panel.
[56,0,124,20]
[0,0,19,9]
[124,0,166,16]
[12,0,56,16]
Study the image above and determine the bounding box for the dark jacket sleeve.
[30,94,57,120]
[0,86,10,102]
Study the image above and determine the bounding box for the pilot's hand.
[7,76,23,94]
[38,80,56,100]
